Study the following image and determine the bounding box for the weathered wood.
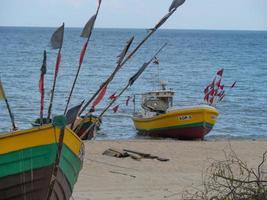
[126,152,142,161]
[123,149,151,158]
[102,148,128,158]
[123,149,169,162]
[103,148,170,162]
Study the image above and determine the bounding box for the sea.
[0,27,266,140]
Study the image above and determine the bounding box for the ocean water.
[0,27,266,140]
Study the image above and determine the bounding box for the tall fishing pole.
[79,43,167,139]
[78,0,186,116]
[64,0,102,115]
[47,23,65,121]
[38,50,47,126]
[0,78,17,131]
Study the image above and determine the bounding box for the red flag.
[215,79,221,87]
[39,74,44,93]
[91,84,107,110]
[216,68,224,76]
[204,93,209,102]
[219,85,224,90]
[126,96,131,106]
[231,81,237,88]
[109,92,117,100]
[79,41,88,66]
[204,77,215,94]
[55,51,61,76]
[209,88,215,96]
[204,85,210,94]
[39,74,45,113]
[112,105,119,113]
[209,96,214,105]
[39,51,46,114]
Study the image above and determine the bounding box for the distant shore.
[73,139,267,200]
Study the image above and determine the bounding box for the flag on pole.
[0,79,6,100]
[219,94,225,102]
[39,50,47,118]
[81,14,97,38]
[216,68,224,76]
[153,12,173,30]
[54,51,61,76]
[153,57,160,65]
[129,62,150,86]
[112,105,119,113]
[39,51,47,93]
[215,79,221,87]
[116,36,134,66]
[169,0,186,12]
[79,41,88,66]
[66,101,84,125]
[231,81,237,88]
[217,90,225,97]
[125,96,131,106]
[109,92,117,100]
[97,0,102,8]
[91,84,107,110]
[51,23,64,49]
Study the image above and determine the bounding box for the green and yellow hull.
[0,125,84,200]
[132,105,219,140]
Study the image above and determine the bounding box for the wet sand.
[73,140,267,200]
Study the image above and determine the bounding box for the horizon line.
[0,25,267,32]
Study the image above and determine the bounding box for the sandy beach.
[72,139,267,200]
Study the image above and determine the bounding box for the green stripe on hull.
[137,122,214,132]
[60,145,82,190]
[0,143,82,190]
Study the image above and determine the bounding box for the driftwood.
[103,148,169,162]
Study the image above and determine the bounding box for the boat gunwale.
[132,105,219,122]
[0,124,81,142]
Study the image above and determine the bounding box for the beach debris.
[0,78,18,131]
[103,148,169,162]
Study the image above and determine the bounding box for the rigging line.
[85,157,139,171]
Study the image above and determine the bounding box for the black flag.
[128,62,150,86]
[81,14,97,38]
[169,0,186,12]
[66,101,84,125]
[116,36,134,66]
[51,23,64,49]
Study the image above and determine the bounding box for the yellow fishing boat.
[0,117,84,199]
[132,82,219,140]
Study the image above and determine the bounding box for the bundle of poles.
[38,0,187,139]
[2,0,187,135]
[204,68,237,107]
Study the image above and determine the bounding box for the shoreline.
[73,139,267,200]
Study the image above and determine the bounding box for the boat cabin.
[134,81,175,116]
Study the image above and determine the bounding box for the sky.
[0,0,267,31]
